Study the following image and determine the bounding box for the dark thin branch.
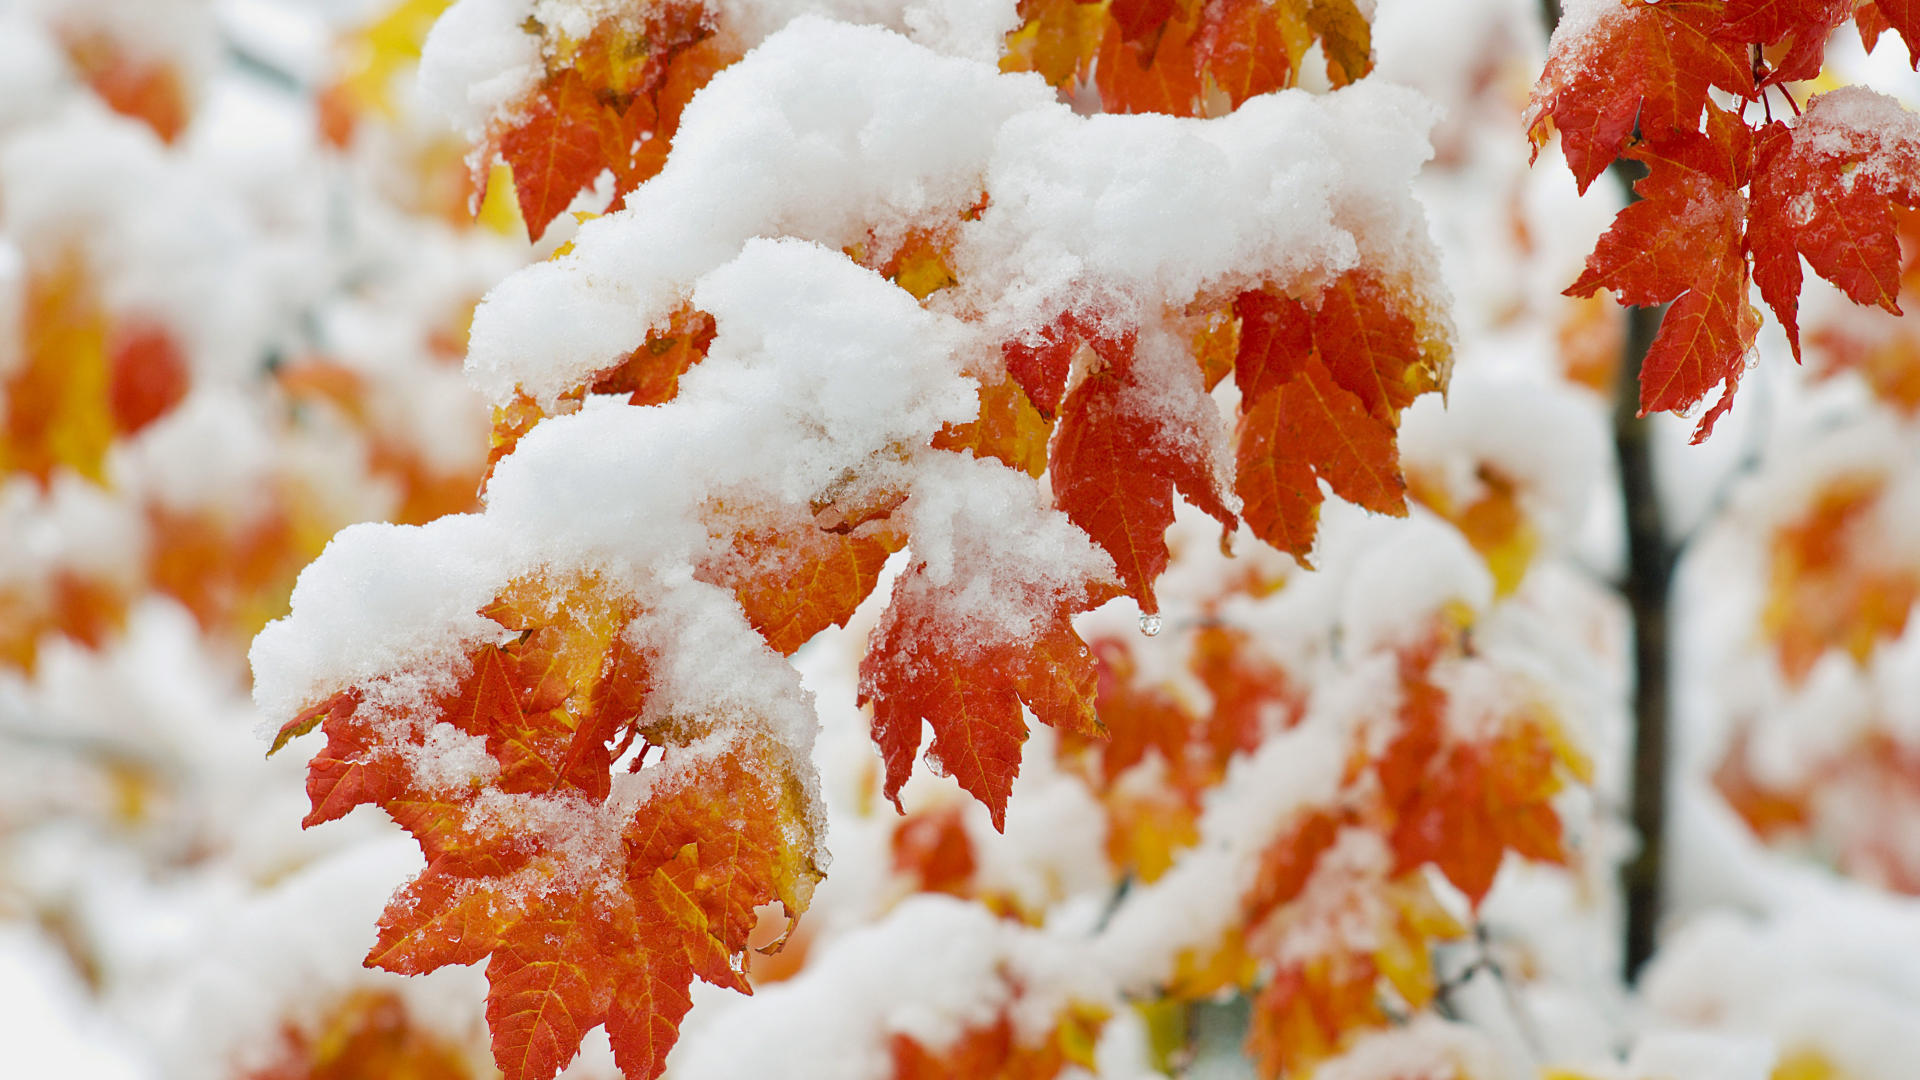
[1614,297,1672,980]
[1532,0,1673,983]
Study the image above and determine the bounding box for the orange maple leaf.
[695,511,904,656]
[890,802,979,897]
[2,254,112,486]
[1374,642,1589,906]
[860,561,1109,829]
[275,576,820,1080]
[246,991,472,1080]
[1050,330,1234,612]
[1232,273,1440,565]
[890,1004,1105,1080]
[496,69,617,243]
[1762,474,1920,683]
[488,3,730,239]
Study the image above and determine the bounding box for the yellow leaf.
[2,254,112,485]
[335,0,455,117]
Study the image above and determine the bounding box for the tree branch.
[1612,299,1672,980]
[1532,0,1672,982]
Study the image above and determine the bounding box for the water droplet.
[1138,613,1163,637]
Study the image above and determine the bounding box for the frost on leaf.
[860,558,1114,831]
[485,3,730,241]
[1526,0,1750,193]
[1749,91,1920,360]
[273,574,822,1080]
[1533,5,1920,440]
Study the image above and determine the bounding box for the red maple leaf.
[1862,0,1920,66]
[1749,90,1920,359]
[1527,0,1752,192]
[1050,331,1234,613]
[859,561,1109,829]
[1566,111,1759,441]
[1718,0,1854,85]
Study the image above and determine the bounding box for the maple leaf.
[1002,311,1103,421]
[1241,831,1465,1079]
[589,308,718,407]
[1070,636,1209,880]
[1191,624,1299,761]
[859,558,1109,830]
[1084,636,1199,786]
[1527,0,1752,192]
[1567,113,1759,442]
[1762,473,1920,683]
[1050,330,1235,612]
[62,31,192,143]
[1247,953,1385,1076]
[2,254,112,486]
[1807,207,1920,411]
[1085,0,1374,115]
[274,575,821,1080]
[1862,0,1920,66]
[1712,727,1813,840]
[695,512,904,655]
[890,1004,1106,1080]
[147,495,322,640]
[496,69,617,243]
[1060,630,1295,881]
[246,990,472,1080]
[1408,463,1540,597]
[933,374,1055,478]
[1231,272,1440,565]
[890,802,979,897]
[1302,0,1374,86]
[1749,90,1920,360]
[1001,0,1109,87]
[1097,8,1206,115]
[487,4,729,237]
[1373,643,1589,906]
[1718,0,1854,85]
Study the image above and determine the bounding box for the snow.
[417,0,542,140]
[669,893,1110,1079]
[18,0,1920,1078]
[1099,719,1348,989]
[465,18,1049,405]
[1795,86,1920,185]
[462,18,1442,407]
[1338,516,1492,656]
[0,928,151,1080]
[249,515,507,724]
